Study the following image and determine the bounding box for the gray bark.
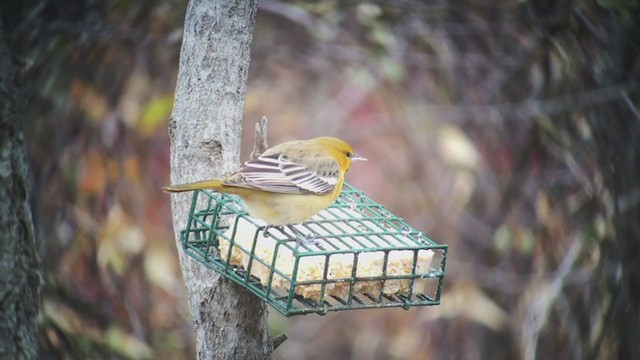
[167,1,272,359]
[0,18,43,360]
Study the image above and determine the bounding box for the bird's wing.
[224,152,340,195]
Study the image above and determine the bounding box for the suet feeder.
[180,183,448,316]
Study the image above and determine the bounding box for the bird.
[163,137,366,242]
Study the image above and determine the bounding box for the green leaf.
[139,95,174,136]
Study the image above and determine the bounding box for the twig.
[522,235,584,360]
[250,116,269,160]
[272,333,288,350]
[403,82,637,125]
[621,91,640,123]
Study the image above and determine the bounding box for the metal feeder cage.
[180,183,448,316]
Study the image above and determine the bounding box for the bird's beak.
[350,153,367,161]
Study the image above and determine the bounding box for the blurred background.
[3,0,639,359]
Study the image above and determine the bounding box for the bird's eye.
[345,151,352,158]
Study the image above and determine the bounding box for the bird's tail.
[162,179,225,193]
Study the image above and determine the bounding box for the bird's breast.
[239,192,337,226]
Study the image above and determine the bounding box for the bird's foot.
[262,225,275,237]
[287,225,318,247]
[263,224,318,247]
[297,234,318,247]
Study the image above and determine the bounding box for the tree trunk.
[0,17,43,360]
[585,13,640,359]
[167,1,272,359]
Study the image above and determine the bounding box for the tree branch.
[167,1,270,358]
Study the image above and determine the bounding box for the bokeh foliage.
[3,0,638,359]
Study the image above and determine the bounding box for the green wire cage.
[180,183,448,317]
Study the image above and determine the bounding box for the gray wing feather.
[223,153,339,195]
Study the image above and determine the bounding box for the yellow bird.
[163,137,366,229]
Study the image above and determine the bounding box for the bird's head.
[317,137,367,172]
